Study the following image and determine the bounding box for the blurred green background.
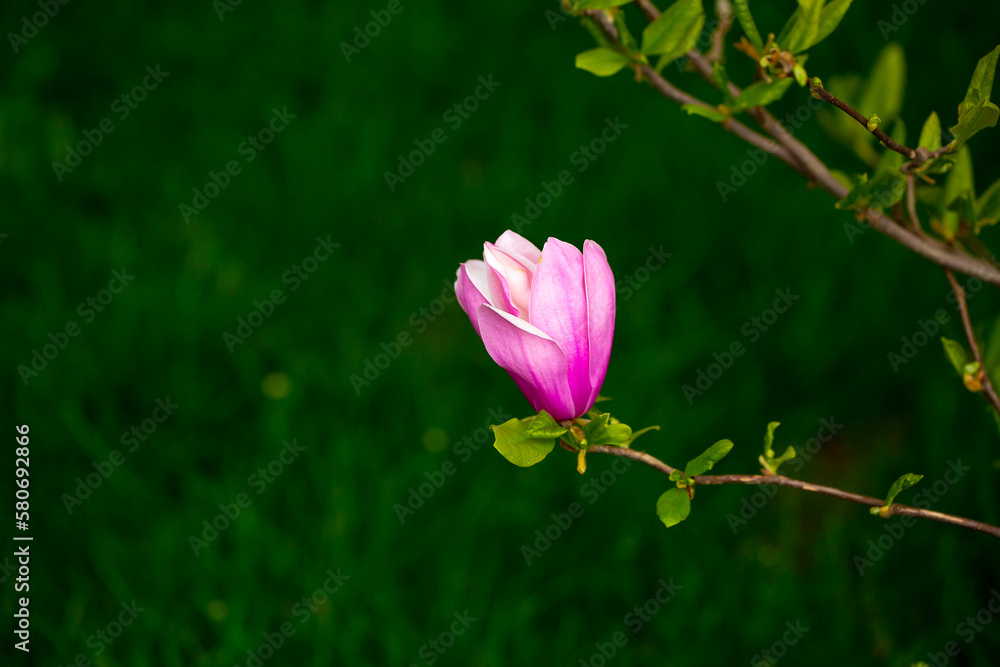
[2,0,1000,664]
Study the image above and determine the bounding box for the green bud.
[866,114,881,131]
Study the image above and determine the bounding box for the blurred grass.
[1,0,1000,665]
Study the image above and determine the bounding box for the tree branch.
[586,445,1000,539]
[597,6,1000,287]
[944,270,1000,415]
[809,82,916,159]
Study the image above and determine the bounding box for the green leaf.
[941,337,970,376]
[641,0,705,62]
[762,421,780,458]
[576,47,631,77]
[668,470,685,483]
[712,62,736,106]
[628,425,661,446]
[526,410,568,439]
[582,412,632,446]
[883,472,924,507]
[918,111,942,152]
[681,104,729,122]
[491,418,556,467]
[812,0,853,48]
[778,0,823,54]
[950,46,1000,147]
[731,78,793,113]
[731,0,763,52]
[612,6,639,53]
[835,173,870,210]
[684,439,734,477]
[975,177,1000,231]
[656,488,691,528]
[576,0,634,8]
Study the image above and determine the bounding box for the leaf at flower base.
[583,412,632,446]
[918,111,942,152]
[576,0,634,8]
[681,104,729,122]
[731,78,794,113]
[576,48,631,77]
[656,488,691,528]
[684,439,734,477]
[950,46,1000,147]
[731,0,764,53]
[491,418,556,467]
[526,410,569,439]
[641,0,704,62]
[882,472,924,507]
[941,337,970,376]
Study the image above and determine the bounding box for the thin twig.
[706,0,734,63]
[586,445,1000,538]
[905,174,925,234]
[809,83,916,159]
[944,270,1000,415]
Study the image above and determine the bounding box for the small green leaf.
[656,488,691,528]
[491,418,556,467]
[576,47,631,77]
[668,470,685,483]
[712,62,736,106]
[763,421,780,458]
[918,111,942,152]
[628,425,661,446]
[681,104,728,122]
[883,472,924,507]
[974,177,1000,231]
[731,78,794,113]
[641,0,705,62]
[950,46,1000,147]
[685,439,734,477]
[576,0,634,8]
[581,412,633,446]
[942,337,971,376]
[526,410,568,439]
[778,0,823,54]
[731,0,764,52]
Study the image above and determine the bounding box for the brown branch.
[706,0,734,63]
[945,270,1000,415]
[634,0,660,22]
[905,174,924,234]
[587,445,1000,538]
[809,83,916,159]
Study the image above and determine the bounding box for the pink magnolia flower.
[455,231,616,421]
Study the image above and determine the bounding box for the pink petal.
[477,304,577,420]
[583,240,615,410]
[455,261,491,336]
[494,230,542,266]
[528,238,590,416]
[484,243,533,319]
